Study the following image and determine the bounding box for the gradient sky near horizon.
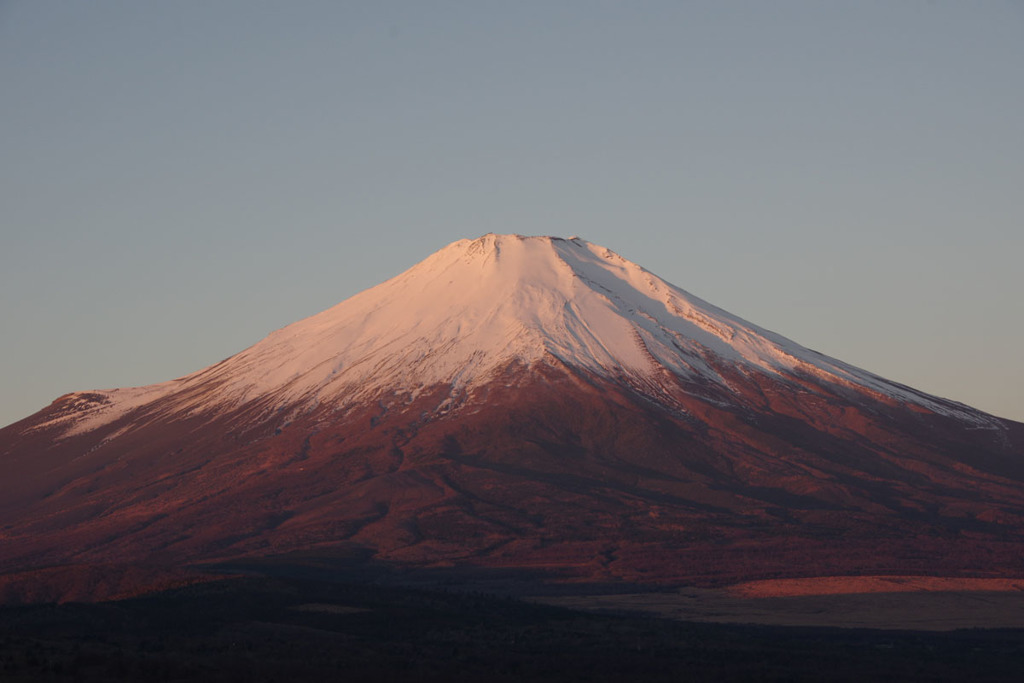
[2,1,1022,427]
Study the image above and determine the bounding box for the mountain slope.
[2,234,1022,598]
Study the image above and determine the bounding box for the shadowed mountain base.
[2,575,1023,683]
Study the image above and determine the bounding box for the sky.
[1,1,1022,427]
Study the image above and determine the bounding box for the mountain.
[2,234,1023,601]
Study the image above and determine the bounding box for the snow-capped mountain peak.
[36,234,1000,436]
[7,235,1022,598]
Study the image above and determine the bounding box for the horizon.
[2,2,1022,426]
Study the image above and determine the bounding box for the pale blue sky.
[2,1,1022,426]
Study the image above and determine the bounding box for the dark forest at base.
[0,576,1021,683]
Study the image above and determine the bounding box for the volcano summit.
[2,234,1023,599]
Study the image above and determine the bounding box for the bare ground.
[532,576,1024,630]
